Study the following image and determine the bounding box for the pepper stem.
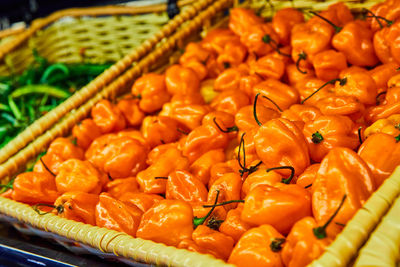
[296,52,308,74]
[253,93,263,126]
[176,128,189,135]
[362,8,393,29]
[262,95,282,112]
[309,11,342,33]
[395,134,400,143]
[312,131,324,144]
[358,127,363,144]
[154,176,169,179]
[270,238,286,252]
[213,117,239,133]
[237,132,263,177]
[304,183,312,189]
[262,35,291,57]
[376,91,387,105]
[313,194,347,239]
[202,199,245,208]
[40,158,56,177]
[266,166,295,184]
[301,78,344,104]
[193,190,220,228]
[32,203,64,215]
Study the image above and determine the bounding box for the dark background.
[0,0,141,29]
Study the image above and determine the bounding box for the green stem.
[267,166,295,184]
[213,117,239,133]
[202,199,244,208]
[301,78,345,104]
[262,35,291,57]
[270,238,286,252]
[358,127,363,144]
[362,8,393,28]
[296,52,307,74]
[253,93,262,126]
[313,194,347,239]
[40,158,56,177]
[193,190,220,228]
[262,95,282,112]
[309,11,342,33]
[32,203,64,215]
[312,131,324,144]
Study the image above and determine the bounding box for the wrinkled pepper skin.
[228,224,284,267]
[241,184,311,234]
[254,118,310,176]
[313,147,375,237]
[358,133,400,187]
[136,199,194,246]
[95,193,143,237]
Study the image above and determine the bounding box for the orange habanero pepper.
[95,193,143,237]
[72,119,102,150]
[228,224,285,267]
[189,149,226,185]
[118,192,164,213]
[313,147,375,237]
[116,97,145,126]
[272,8,304,45]
[165,65,200,96]
[91,99,126,133]
[105,177,139,198]
[358,132,400,187]
[141,115,183,148]
[229,8,263,37]
[219,204,252,242]
[312,50,347,81]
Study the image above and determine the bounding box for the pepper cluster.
[0,50,111,148]
[2,1,400,266]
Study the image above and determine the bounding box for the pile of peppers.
[0,50,111,148]
[2,1,400,266]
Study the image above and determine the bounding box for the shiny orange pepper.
[373,21,400,64]
[219,204,252,242]
[249,53,285,80]
[286,64,315,86]
[313,147,375,237]
[303,115,359,162]
[236,105,280,133]
[55,159,107,194]
[118,192,164,213]
[161,170,208,202]
[364,114,400,138]
[281,216,332,267]
[254,118,310,176]
[105,177,139,198]
[240,23,280,57]
[228,224,285,267]
[136,199,194,246]
[295,78,334,107]
[280,104,322,124]
[312,50,347,81]
[214,67,248,92]
[368,0,400,32]
[239,74,262,97]
[179,42,211,65]
[365,86,400,123]
[217,40,248,68]
[207,172,242,211]
[182,122,229,164]
[229,8,263,37]
[95,193,143,237]
[210,89,250,115]
[241,165,282,198]
[253,79,300,112]
[272,8,304,45]
[241,184,311,234]
[136,147,189,194]
[160,103,210,131]
[53,192,99,226]
[369,63,399,91]
[332,20,379,67]
[334,69,378,105]
[358,133,400,187]
[146,143,178,166]
[12,172,59,204]
[316,95,365,118]
[131,73,170,113]
[141,115,183,148]
[191,225,235,260]
[189,149,226,185]
[295,163,320,190]
[91,99,126,133]
[72,119,102,150]
[85,135,148,178]
[165,65,200,96]
[116,98,145,127]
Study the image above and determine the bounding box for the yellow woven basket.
[0,0,395,266]
[0,0,216,167]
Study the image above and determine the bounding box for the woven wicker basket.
[0,0,395,266]
[0,0,216,167]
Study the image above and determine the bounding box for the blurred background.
[0,0,164,30]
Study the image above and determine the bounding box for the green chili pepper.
[10,85,71,99]
[40,63,70,84]
[8,96,22,120]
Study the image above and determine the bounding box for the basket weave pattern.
[0,0,397,266]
